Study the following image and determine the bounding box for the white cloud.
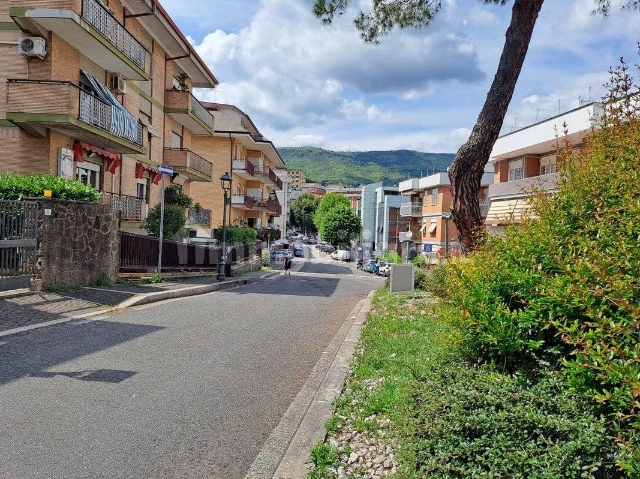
[366,106,396,124]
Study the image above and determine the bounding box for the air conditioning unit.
[18,37,46,59]
[110,73,126,94]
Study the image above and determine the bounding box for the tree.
[313,0,639,252]
[313,192,351,231]
[290,193,320,234]
[141,204,186,239]
[318,204,362,247]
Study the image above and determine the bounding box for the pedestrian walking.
[284,256,292,275]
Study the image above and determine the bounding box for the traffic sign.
[157,165,174,175]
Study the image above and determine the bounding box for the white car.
[336,250,351,261]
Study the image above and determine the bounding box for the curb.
[244,290,374,479]
[116,278,253,308]
[0,278,255,339]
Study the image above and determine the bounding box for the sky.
[159,0,639,154]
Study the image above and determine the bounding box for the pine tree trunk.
[448,0,544,252]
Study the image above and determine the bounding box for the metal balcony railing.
[82,0,146,70]
[79,89,143,145]
[189,94,213,130]
[165,90,214,130]
[99,192,143,221]
[163,149,213,179]
[232,159,255,176]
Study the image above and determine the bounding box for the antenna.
[588,86,592,102]
[558,99,561,113]
[535,108,540,121]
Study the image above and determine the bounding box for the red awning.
[135,162,160,179]
[73,141,119,162]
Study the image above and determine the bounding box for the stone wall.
[35,199,119,289]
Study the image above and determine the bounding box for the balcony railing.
[267,200,282,215]
[165,90,214,131]
[232,159,255,177]
[7,80,143,147]
[187,207,211,226]
[82,0,146,70]
[99,192,143,221]
[231,195,255,209]
[399,202,422,217]
[487,172,559,199]
[163,148,213,179]
[80,89,143,145]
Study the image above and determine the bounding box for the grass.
[308,288,619,478]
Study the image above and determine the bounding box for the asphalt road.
[0,251,382,479]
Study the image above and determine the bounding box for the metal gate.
[0,200,39,290]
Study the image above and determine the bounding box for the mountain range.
[278,147,455,188]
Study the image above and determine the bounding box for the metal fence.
[0,201,39,288]
[120,232,259,272]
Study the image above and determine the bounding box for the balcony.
[6,80,144,153]
[165,90,214,135]
[231,195,255,210]
[186,207,211,227]
[252,164,282,189]
[232,159,255,180]
[267,200,282,215]
[163,148,213,182]
[487,173,559,200]
[10,0,148,80]
[99,192,143,221]
[399,202,422,217]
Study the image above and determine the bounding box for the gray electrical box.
[389,264,414,294]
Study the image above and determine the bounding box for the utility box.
[389,264,414,294]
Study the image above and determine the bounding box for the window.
[540,154,556,176]
[508,159,524,181]
[428,222,437,234]
[431,188,438,206]
[76,161,101,189]
[171,132,182,149]
[137,179,148,201]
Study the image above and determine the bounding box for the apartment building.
[358,182,408,257]
[486,102,601,231]
[0,0,218,230]
[399,170,492,255]
[288,169,305,189]
[189,103,284,236]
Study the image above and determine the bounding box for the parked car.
[336,249,351,261]
[377,261,391,276]
[362,259,373,272]
[294,247,304,257]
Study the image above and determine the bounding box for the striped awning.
[485,198,535,225]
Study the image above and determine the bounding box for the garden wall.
[35,199,119,289]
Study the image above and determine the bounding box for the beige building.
[189,103,284,236]
[0,0,219,232]
[288,169,306,189]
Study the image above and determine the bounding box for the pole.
[444,215,449,256]
[217,189,228,280]
[157,174,165,274]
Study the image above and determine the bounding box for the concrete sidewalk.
[0,270,278,338]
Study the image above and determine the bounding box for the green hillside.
[279,147,455,187]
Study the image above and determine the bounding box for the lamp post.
[217,172,232,281]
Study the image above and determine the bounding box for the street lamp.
[217,172,233,281]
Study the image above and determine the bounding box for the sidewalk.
[0,269,278,338]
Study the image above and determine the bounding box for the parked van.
[336,250,351,261]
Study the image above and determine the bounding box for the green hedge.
[0,172,101,202]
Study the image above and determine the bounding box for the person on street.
[284,256,292,275]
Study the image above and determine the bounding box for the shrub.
[141,204,186,239]
[437,56,640,471]
[0,172,101,202]
[379,250,402,263]
[164,185,193,208]
[213,225,257,245]
[402,366,619,479]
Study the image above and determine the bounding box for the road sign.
[157,165,174,175]
[423,243,432,253]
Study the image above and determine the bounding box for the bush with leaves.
[0,172,101,202]
[213,225,257,246]
[164,185,193,208]
[437,56,640,472]
[141,204,186,239]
